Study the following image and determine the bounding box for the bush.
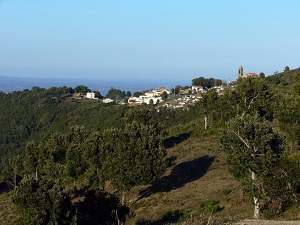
[198,199,221,213]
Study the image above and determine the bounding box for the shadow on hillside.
[75,190,129,225]
[163,132,191,148]
[140,155,215,198]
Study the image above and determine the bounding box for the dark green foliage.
[221,114,299,215]
[103,121,167,192]
[198,199,222,213]
[161,91,168,100]
[106,87,125,100]
[74,85,90,95]
[126,91,132,97]
[192,76,224,88]
[12,175,73,225]
[93,90,101,98]
[259,72,266,79]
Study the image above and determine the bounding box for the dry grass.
[0,192,18,225]
[126,136,253,224]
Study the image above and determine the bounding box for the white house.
[103,98,114,103]
[192,85,204,92]
[128,96,143,104]
[153,87,170,96]
[85,92,97,99]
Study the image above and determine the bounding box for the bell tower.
[238,66,243,79]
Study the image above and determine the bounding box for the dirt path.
[234,220,300,225]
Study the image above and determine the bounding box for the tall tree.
[221,114,286,218]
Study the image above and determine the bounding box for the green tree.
[236,77,273,118]
[284,66,290,72]
[274,93,300,148]
[74,85,90,95]
[221,114,286,218]
[8,155,22,189]
[12,175,73,225]
[106,87,125,101]
[126,91,132,98]
[103,121,166,204]
[161,91,168,101]
[24,141,44,179]
[199,89,219,129]
[65,126,88,189]
[259,72,265,79]
[82,131,108,189]
[93,90,101,98]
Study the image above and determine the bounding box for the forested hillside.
[0,68,300,224]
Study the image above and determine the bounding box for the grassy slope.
[0,193,17,224]
[127,135,253,224]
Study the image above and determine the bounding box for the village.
[80,84,226,110]
[79,66,259,109]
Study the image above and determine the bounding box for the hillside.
[0,134,253,225]
[127,135,253,224]
[0,71,300,224]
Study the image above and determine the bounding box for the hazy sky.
[0,0,299,82]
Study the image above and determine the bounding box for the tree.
[200,89,219,129]
[65,126,88,189]
[74,85,90,95]
[284,66,290,72]
[106,87,125,101]
[24,141,44,179]
[82,131,108,189]
[8,155,22,189]
[12,175,73,225]
[103,121,167,204]
[236,77,273,118]
[274,93,300,148]
[161,91,168,101]
[259,72,265,79]
[93,90,101,99]
[126,91,132,98]
[221,114,286,218]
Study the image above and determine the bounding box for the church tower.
[238,66,243,79]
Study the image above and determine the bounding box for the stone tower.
[238,66,243,79]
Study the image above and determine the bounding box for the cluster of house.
[128,87,170,105]
[78,66,258,105]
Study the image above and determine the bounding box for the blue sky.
[0,0,299,83]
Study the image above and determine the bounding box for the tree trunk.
[35,170,38,180]
[14,173,17,189]
[204,115,208,130]
[121,191,126,206]
[115,210,121,225]
[253,197,260,219]
[251,171,260,219]
[73,178,77,190]
[239,187,245,203]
